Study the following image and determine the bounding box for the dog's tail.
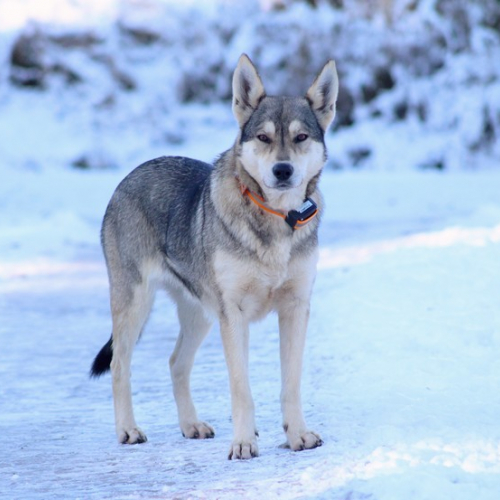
[90,336,113,378]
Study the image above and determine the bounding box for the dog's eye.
[257,134,271,144]
[296,134,308,143]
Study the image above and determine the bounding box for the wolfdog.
[91,54,338,459]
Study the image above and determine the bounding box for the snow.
[1,0,500,499]
[2,0,500,172]
[2,167,500,499]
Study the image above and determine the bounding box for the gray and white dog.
[91,54,338,459]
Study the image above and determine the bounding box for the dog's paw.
[228,438,259,460]
[118,427,148,445]
[286,430,323,451]
[181,421,215,439]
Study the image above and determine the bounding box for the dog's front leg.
[219,311,258,459]
[277,276,323,452]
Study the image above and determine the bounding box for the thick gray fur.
[91,53,338,459]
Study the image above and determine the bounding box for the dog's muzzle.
[272,162,294,188]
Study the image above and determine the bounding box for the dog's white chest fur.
[213,248,291,321]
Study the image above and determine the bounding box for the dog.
[91,54,338,459]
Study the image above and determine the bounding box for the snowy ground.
[1,136,500,498]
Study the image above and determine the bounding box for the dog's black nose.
[272,163,294,182]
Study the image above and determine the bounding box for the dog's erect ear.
[306,60,339,131]
[232,54,266,128]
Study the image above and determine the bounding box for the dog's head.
[232,54,338,212]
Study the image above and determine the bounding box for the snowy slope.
[1,0,499,172]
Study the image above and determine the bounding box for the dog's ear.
[306,60,339,131]
[232,54,266,128]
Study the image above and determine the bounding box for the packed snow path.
[1,170,500,499]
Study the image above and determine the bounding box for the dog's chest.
[213,249,291,320]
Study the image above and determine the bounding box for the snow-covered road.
[1,168,500,499]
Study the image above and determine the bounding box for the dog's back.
[101,156,213,301]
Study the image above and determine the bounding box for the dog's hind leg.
[170,294,214,439]
[110,281,155,445]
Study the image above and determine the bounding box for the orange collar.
[239,183,318,230]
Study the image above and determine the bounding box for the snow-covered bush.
[0,0,499,170]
